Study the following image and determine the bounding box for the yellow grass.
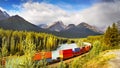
[83,50,117,68]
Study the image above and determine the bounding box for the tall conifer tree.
[104,23,119,46]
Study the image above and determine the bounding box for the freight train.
[33,43,92,63]
[1,43,92,65]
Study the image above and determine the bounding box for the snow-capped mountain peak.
[0,9,10,20]
[48,21,66,32]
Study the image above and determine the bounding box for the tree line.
[0,29,74,56]
[104,23,119,46]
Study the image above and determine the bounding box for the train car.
[82,42,92,53]
[85,46,90,52]
[42,52,52,59]
[73,48,81,56]
[83,42,91,46]
[59,49,73,60]
[79,47,83,54]
[81,47,86,54]
[33,52,52,62]
[33,52,42,61]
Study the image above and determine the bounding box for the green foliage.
[104,23,119,46]
[83,51,116,68]
[0,28,68,56]
[1,45,8,57]
[58,60,66,68]
[88,41,103,58]
[70,59,80,68]
[37,59,48,68]
[1,37,8,57]
[5,40,36,68]
[5,40,49,68]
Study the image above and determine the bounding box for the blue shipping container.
[73,48,80,52]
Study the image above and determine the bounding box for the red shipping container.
[60,54,73,59]
[59,49,73,59]
[65,54,73,59]
[79,47,83,54]
[80,47,86,54]
[74,52,81,56]
[60,49,73,54]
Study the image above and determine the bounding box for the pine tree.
[10,37,15,54]
[110,23,119,46]
[116,22,120,46]
[104,26,111,45]
[104,23,119,46]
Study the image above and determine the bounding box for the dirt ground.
[108,50,120,68]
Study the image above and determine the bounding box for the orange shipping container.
[85,46,90,52]
[41,52,52,59]
[33,52,52,61]
[33,53,42,61]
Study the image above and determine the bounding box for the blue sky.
[0,0,96,11]
[0,0,120,31]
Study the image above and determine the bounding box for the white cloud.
[8,2,67,25]
[62,1,120,30]
[6,1,120,31]
[77,2,120,30]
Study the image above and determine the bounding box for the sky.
[0,0,120,31]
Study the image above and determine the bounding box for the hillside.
[0,15,48,32]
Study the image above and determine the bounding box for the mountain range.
[45,22,102,38]
[42,21,103,33]
[0,9,102,38]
